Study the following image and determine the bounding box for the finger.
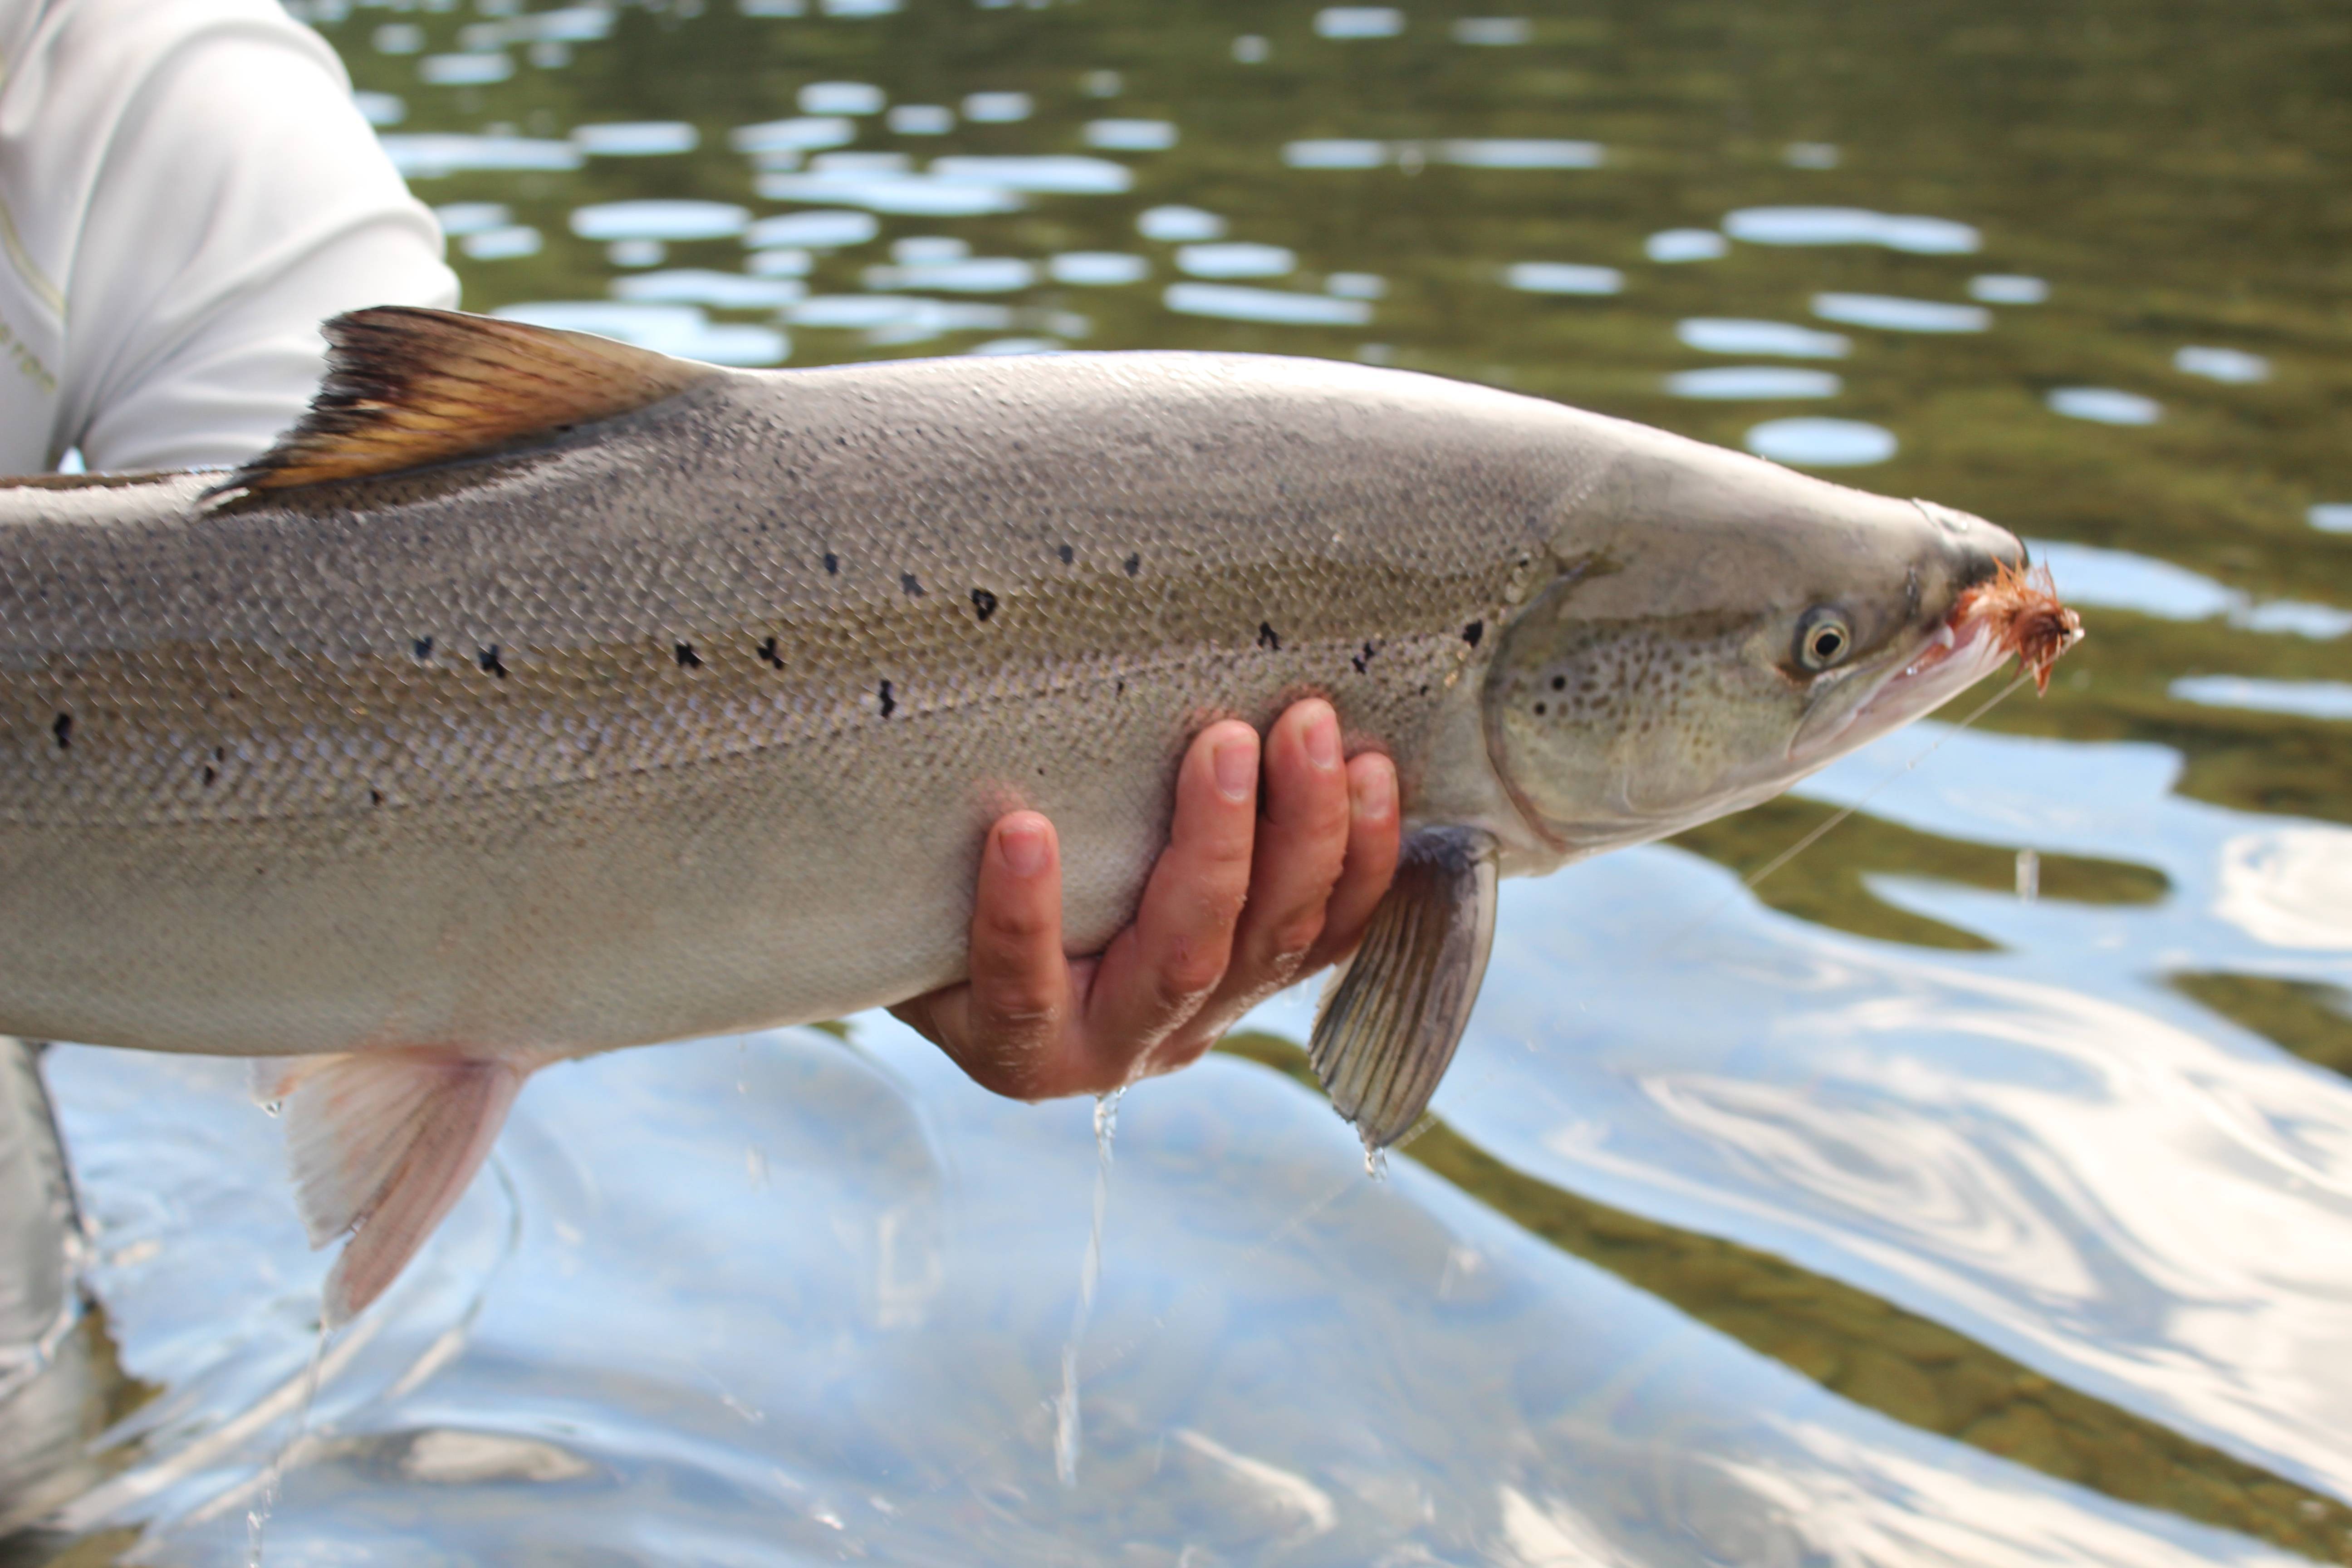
[1296,750,1401,975]
[1157,700,1353,1064]
[1078,720,1260,1083]
[896,812,1072,1099]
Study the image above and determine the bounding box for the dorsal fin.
[208,306,719,498]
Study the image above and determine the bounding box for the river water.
[5,0,2350,1562]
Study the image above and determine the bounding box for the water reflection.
[1083,118,1176,152]
[22,1029,2332,1565]
[2048,387,2165,426]
[1744,416,1898,466]
[1722,207,1981,254]
[2175,348,2272,386]
[1163,283,1371,326]
[379,132,580,174]
[1046,251,1150,286]
[572,121,698,156]
[1646,229,1730,264]
[1810,293,1991,333]
[743,208,876,248]
[493,300,787,361]
[1666,367,1840,400]
[1677,318,1849,357]
[1972,274,2051,304]
[2025,540,2352,641]
[1174,241,1294,279]
[1137,205,1224,242]
[1505,262,1625,296]
[1240,720,2352,1505]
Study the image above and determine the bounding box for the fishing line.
[1647,669,2033,957]
[904,671,2037,1502]
[1044,673,2037,1432]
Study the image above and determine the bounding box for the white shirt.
[0,0,457,473]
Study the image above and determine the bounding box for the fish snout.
[1913,499,2025,604]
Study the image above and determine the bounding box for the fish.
[0,307,2069,1323]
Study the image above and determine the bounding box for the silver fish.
[0,308,2042,1321]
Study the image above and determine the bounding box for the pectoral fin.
[256,1048,531,1327]
[1310,826,1499,1149]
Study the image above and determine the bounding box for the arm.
[40,0,456,471]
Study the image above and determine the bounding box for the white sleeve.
[33,0,458,472]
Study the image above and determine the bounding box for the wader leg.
[0,1038,80,1399]
[1,1038,132,1537]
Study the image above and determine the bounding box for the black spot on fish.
[50,713,69,750]
[971,588,998,622]
[1534,702,1547,716]
[1551,675,1566,691]
[1463,620,1484,647]
[676,642,702,669]
[412,637,433,661]
[1124,553,1141,577]
[369,788,383,806]
[902,573,924,597]
[479,647,508,679]
[202,765,216,787]
[1115,678,1126,697]
[1351,641,1376,674]
[1057,544,1074,565]
[759,636,785,669]
[1258,622,1281,652]
[823,552,840,575]
[878,680,896,718]
[214,747,225,762]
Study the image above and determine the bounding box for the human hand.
[889,699,1402,1099]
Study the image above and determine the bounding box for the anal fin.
[269,1048,531,1327]
[1310,827,1499,1150]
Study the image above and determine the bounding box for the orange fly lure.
[1955,561,2085,694]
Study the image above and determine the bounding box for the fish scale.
[0,308,2041,1320]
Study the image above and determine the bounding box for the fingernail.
[1000,819,1049,877]
[1213,735,1258,802]
[1303,707,1340,771]
[1351,760,1393,820]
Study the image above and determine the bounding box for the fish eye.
[1796,609,1853,671]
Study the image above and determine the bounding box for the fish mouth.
[1792,603,2012,766]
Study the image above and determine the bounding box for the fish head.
[1483,432,2023,856]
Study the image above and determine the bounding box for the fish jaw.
[1792,601,2014,766]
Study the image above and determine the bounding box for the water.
[1053,1088,1122,1487]
[5,0,2352,1560]
[243,1323,328,1566]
